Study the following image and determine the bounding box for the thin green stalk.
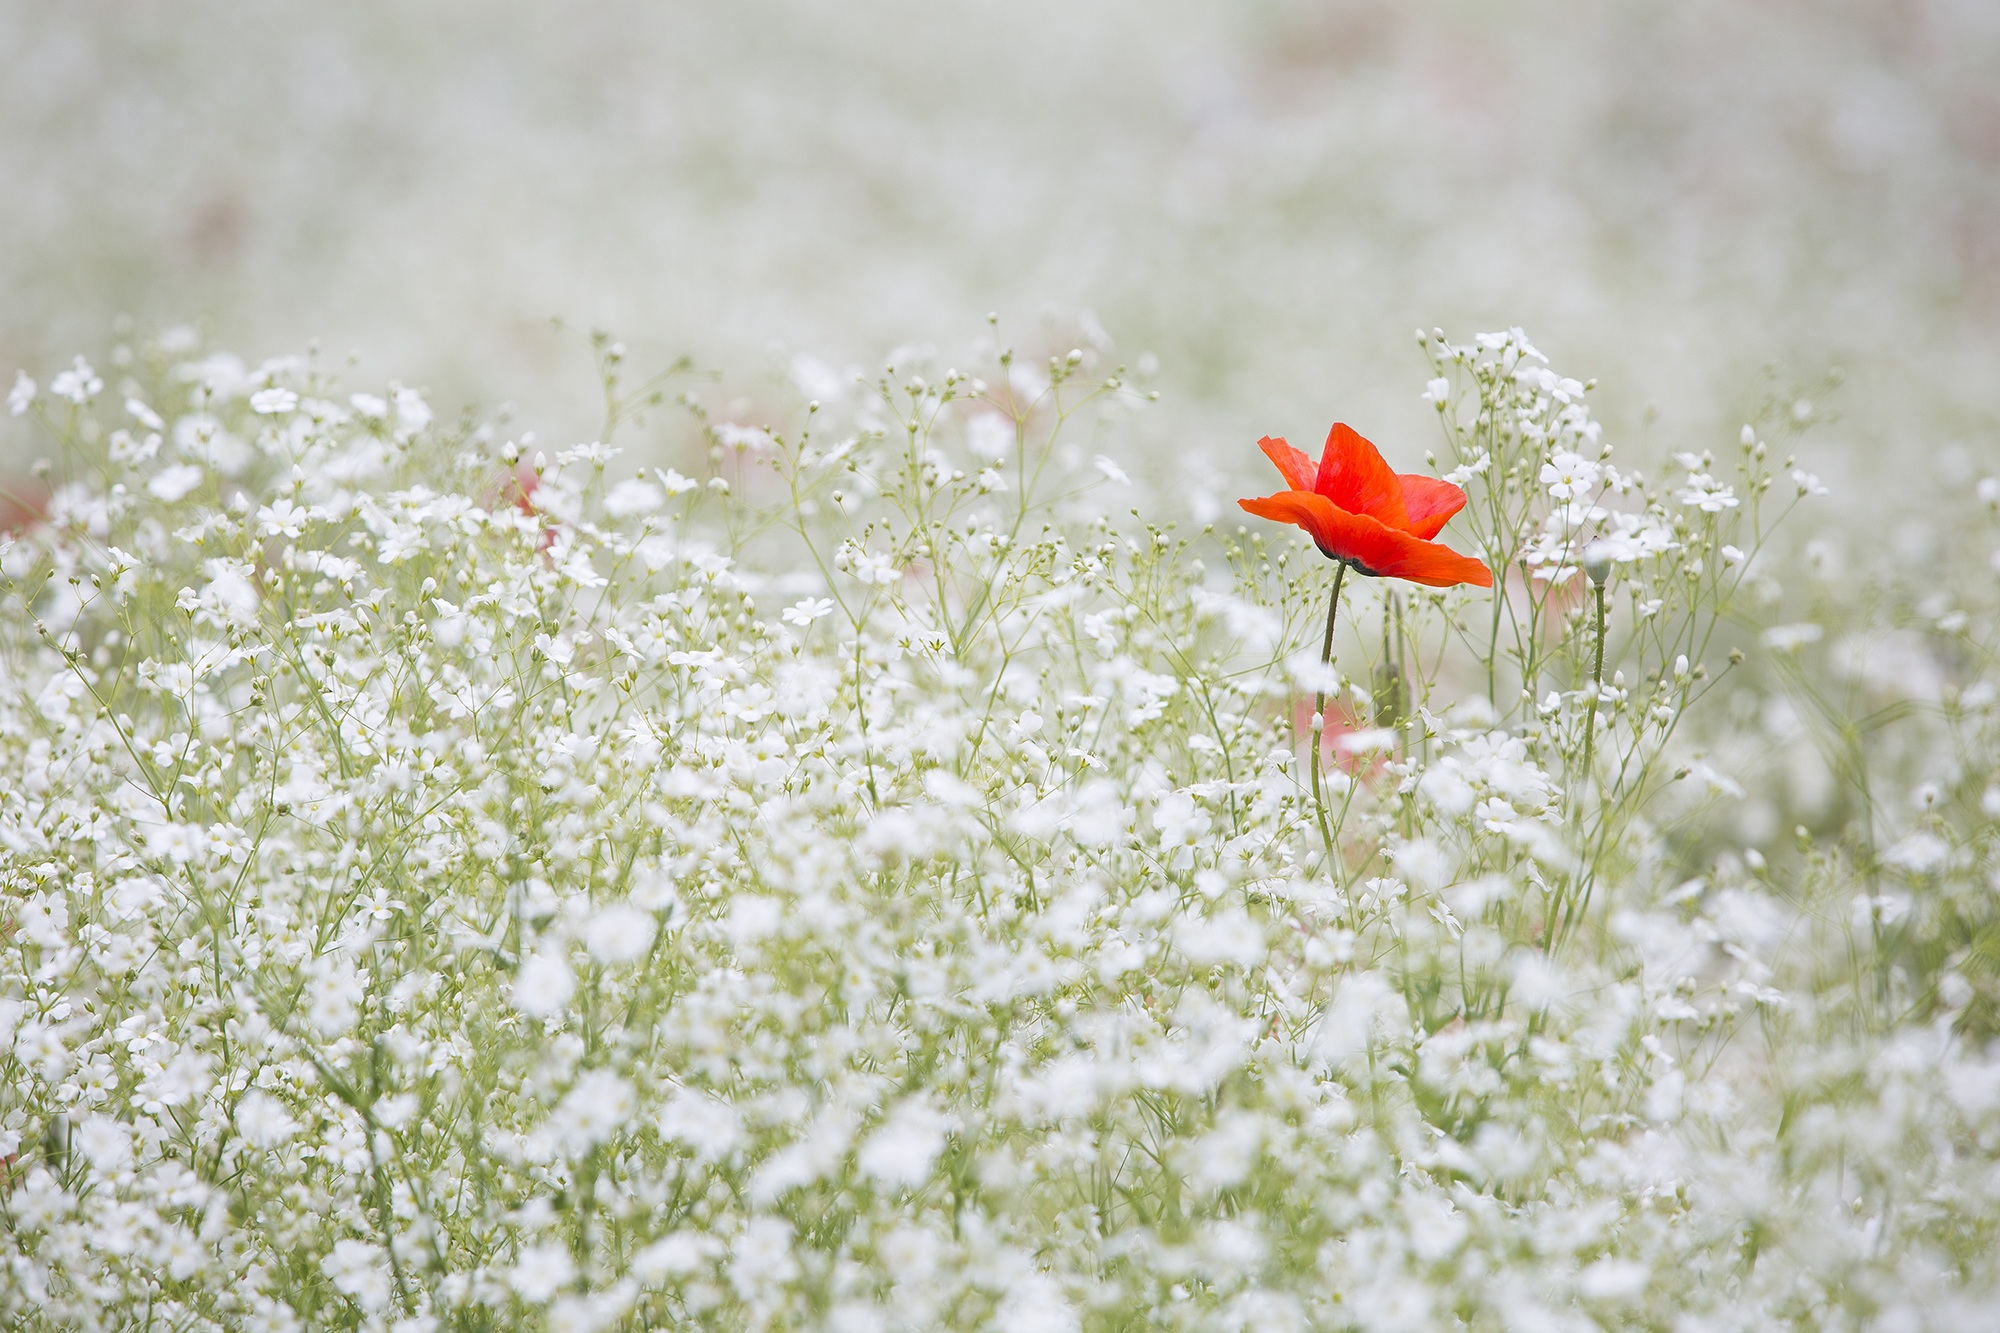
[1580,577,1606,783]
[1557,574,1610,948]
[1311,561,1349,869]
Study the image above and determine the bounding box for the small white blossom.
[782,597,835,626]
[513,947,576,1019]
[50,356,103,405]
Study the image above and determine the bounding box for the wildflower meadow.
[4,320,2000,1332]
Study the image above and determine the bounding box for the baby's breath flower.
[0,331,1982,1333]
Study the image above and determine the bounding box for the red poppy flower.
[1239,424,1491,588]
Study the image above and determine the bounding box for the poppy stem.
[1310,561,1348,870]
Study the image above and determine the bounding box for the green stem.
[1579,579,1606,783]
[1558,577,1609,949]
[1310,562,1349,870]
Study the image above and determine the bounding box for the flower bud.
[1581,540,1613,587]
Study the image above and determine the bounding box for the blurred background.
[3,0,1998,496]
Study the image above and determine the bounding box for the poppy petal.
[1239,491,1343,553]
[1397,473,1468,541]
[1314,424,1410,530]
[1364,533,1493,587]
[1257,436,1318,492]
[1238,489,1492,589]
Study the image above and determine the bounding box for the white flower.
[1675,472,1739,512]
[1423,376,1452,406]
[583,902,657,964]
[50,356,102,405]
[966,412,1015,459]
[349,392,388,419]
[1094,455,1130,486]
[782,597,835,626]
[322,1239,394,1315]
[657,1089,745,1162]
[392,386,432,437]
[729,1217,798,1296]
[6,371,34,416]
[856,1099,947,1189]
[552,1070,635,1150]
[1884,831,1951,877]
[250,387,298,415]
[75,1114,135,1173]
[995,1274,1079,1333]
[513,947,575,1018]
[713,422,773,451]
[509,1242,576,1304]
[257,498,310,538]
[605,478,664,516]
[1761,623,1823,652]
[633,1232,718,1283]
[236,1090,299,1148]
[1151,790,1212,866]
[1578,1258,1650,1301]
[1539,450,1601,501]
[307,958,365,1035]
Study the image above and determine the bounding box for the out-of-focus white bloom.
[513,947,576,1018]
[658,1089,746,1163]
[714,423,774,451]
[605,478,664,516]
[393,386,432,437]
[250,387,298,415]
[510,1242,577,1304]
[994,1272,1080,1333]
[6,371,34,415]
[633,1232,720,1283]
[729,1216,799,1297]
[1676,472,1739,512]
[583,902,657,964]
[965,413,1014,461]
[552,1070,635,1150]
[236,1090,300,1148]
[307,957,365,1035]
[1442,450,1491,486]
[322,1239,394,1315]
[1884,831,1952,876]
[857,1098,947,1189]
[75,1114,135,1173]
[1762,623,1823,652]
[50,356,102,405]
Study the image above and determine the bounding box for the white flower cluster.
[1,328,1997,1330]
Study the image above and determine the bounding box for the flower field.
[3,319,1998,1330]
